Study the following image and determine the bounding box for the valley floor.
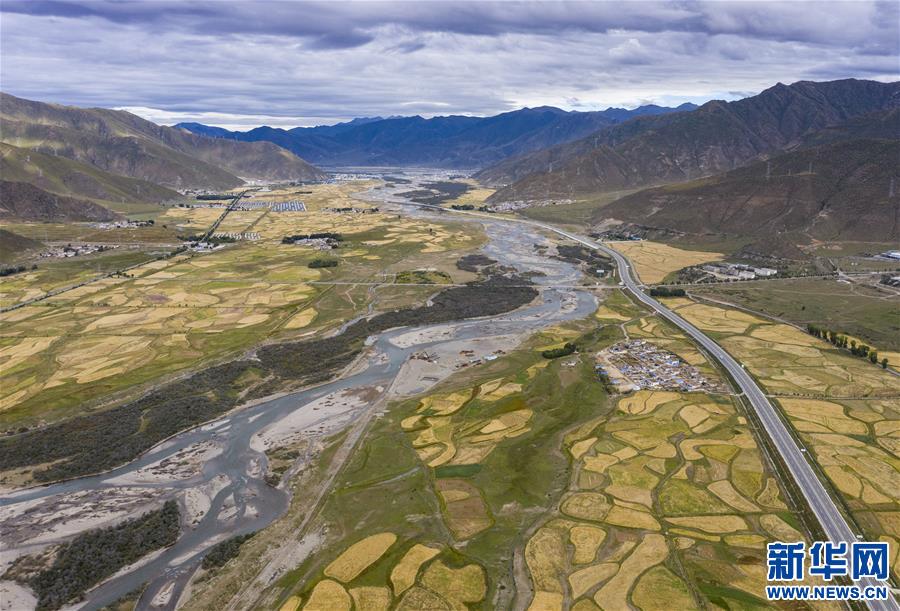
[1,174,898,611]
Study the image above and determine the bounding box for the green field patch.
[433,464,482,478]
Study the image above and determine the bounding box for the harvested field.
[593,534,667,610]
[420,560,486,608]
[435,479,493,539]
[606,240,722,284]
[349,587,391,611]
[303,579,350,610]
[390,544,441,595]
[324,532,397,582]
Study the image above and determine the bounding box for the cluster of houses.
[596,339,726,393]
[211,231,260,241]
[90,220,155,230]
[701,262,777,280]
[324,207,379,214]
[486,198,574,212]
[40,244,118,258]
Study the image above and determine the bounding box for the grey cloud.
[0,1,896,128]
[4,1,897,48]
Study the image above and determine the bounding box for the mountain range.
[0,92,326,196]
[480,79,900,202]
[177,103,697,168]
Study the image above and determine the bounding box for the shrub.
[202,533,255,570]
[308,258,339,268]
[542,342,576,359]
[11,502,180,611]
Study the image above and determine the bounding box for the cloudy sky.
[1,1,897,130]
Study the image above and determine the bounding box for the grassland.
[692,277,900,351]
[517,190,639,228]
[0,248,171,306]
[606,241,723,284]
[667,297,900,577]
[0,181,485,429]
[0,220,180,244]
[190,290,839,610]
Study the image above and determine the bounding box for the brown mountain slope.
[596,139,900,243]
[792,107,900,149]
[0,93,326,190]
[0,229,44,263]
[481,79,900,202]
[0,180,123,222]
[0,143,178,206]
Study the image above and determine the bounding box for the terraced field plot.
[0,247,322,425]
[606,240,723,284]
[213,210,267,234]
[440,179,496,208]
[0,248,169,306]
[241,181,378,211]
[668,298,900,576]
[278,532,487,611]
[158,206,225,232]
[0,189,483,428]
[692,277,900,352]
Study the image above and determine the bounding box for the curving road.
[379,190,898,611]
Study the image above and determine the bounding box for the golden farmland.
[669,298,900,575]
[280,533,486,611]
[606,240,723,284]
[0,181,483,427]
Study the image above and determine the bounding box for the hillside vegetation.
[598,139,900,242]
[0,228,44,262]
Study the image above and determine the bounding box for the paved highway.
[383,193,898,610]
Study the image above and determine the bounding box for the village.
[90,219,156,230]
[40,243,119,259]
[596,339,727,393]
[701,262,778,280]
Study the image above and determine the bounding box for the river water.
[0,176,595,610]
